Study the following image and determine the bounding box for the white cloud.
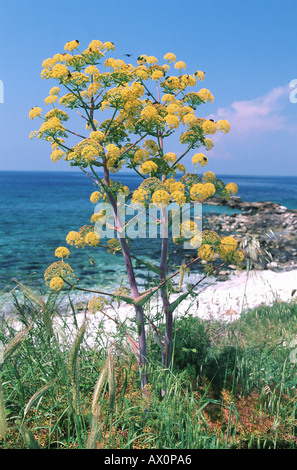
[208,85,290,136]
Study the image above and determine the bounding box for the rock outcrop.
[203,198,297,278]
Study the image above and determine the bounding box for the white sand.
[2,269,297,347]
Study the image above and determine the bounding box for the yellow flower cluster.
[55,246,70,259]
[139,160,158,175]
[44,261,74,289]
[49,276,64,291]
[192,153,208,167]
[190,183,216,201]
[88,296,108,313]
[29,107,42,119]
[198,244,214,261]
[225,183,238,195]
[131,188,150,206]
[151,189,171,206]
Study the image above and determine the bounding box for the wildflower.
[190,183,215,201]
[198,244,214,261]
[203,171,216,182]
[51,64,69,79]
[171,190,186,206]
[50,149,64,163]
[107,238,121,254]
[197,88,214,103]
[134,149,149,164]
[64,40,80,52]
[175,163,186,174]
[174,61,186,70]
[151,70,164,81]
[181,220,198,239]
[29,107,42,119]
[225,182,238,195]
[217,119,231,133]
[131,188,150,206]
[220,236,238,257]
[161,94,176,103]
[204,138,214,151]
[202,120,217,135]
[143,139,159,155]
[163,152,176,164]
[66,231,80,245]
[192,153,208,167]
[49,276,64,291]
[88,40,104,52]
[152,190,171,206]
[55,246,70,259]
[139,160,158,175]
[194,70,205,81]
[182,113,196,126]
[103,41,115,51]
[90,191,102,204]
[44,261,74,285]
[85,231,100,246]
[49,87,60,96]
[164,52,176,63]
[146,56,158,65]
[89,130,105,142]
[88,296,108,313]
[164,114,180,129]
[45,95,58,105]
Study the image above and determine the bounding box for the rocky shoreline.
[202,197,297,280]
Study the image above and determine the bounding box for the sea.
[0,171,297,298]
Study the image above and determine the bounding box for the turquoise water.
[0,171,296,293]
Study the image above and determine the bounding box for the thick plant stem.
[159,206,173,396]
[103,166,148,391]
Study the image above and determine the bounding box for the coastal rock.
[203,199,297,273]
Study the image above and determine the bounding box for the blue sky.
[0,0,296,176]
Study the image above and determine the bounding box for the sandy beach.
[42,267,297,348]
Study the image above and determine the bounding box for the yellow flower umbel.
[152,189,171,207]
[64,40,80,52]
[164,52,176,63]
[198,244,214,262]
[90,191,102,204]
[29,107,42,119]
[88,296,108,313]
[55,246,70,259]
[217,119,231,134]
[49,276,64,291]
[192,153,208,167]
[66,231,79,246]
[225,183,238,195]
[139,160,158,175]
[220,236,238,259]
[85,231,100,246]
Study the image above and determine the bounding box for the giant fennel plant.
[30,39,243,393]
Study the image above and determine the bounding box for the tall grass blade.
[69,320,87,414]
[87,358,108,449]
[23,379,57,418]
[0,378,7,439]
[18,421,41,449]
[0,323,33,371]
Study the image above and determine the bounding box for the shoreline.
[1,269,297,336]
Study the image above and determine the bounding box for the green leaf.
[168,291,192,313]
[134,287,159,307]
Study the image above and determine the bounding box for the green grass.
[0,283,297,449]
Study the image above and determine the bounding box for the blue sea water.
[0,171,296,294]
